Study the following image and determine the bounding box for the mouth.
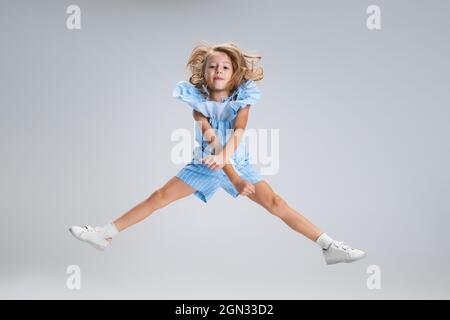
[213,77,225,80]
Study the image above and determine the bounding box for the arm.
[222,164,255,196]
[194,106,250,166]
[192,110,223,154]
[196,106,256,196]
[217,105,250,163]
[223,106,255,196]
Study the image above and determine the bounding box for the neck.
[208,89,231,102]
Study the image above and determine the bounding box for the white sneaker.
[322,240,367,265]
[69,225,112,251]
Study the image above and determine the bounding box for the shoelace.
[83,225,112,242]
[83,225,105,233]
[83,225,95,232]
[332,241,352,251]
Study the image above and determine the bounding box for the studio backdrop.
[0,0,449,299]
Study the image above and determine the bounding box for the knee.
[268,194,288,217]
[146,188,170,208]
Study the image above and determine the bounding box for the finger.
[204,161,212,169]
[244,182,255,191]
[211,161,219,168]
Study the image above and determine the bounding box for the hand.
[234,179,256,197]
[200,153,230,170]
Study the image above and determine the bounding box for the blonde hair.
[185,41,264,96]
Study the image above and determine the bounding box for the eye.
[224,66,229,69]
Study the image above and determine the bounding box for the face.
[204,51,234,92]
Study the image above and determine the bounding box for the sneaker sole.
[324,252,368,265]
[68,228,108,251]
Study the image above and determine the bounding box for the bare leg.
[247,180,323,242]
[112,176,196,232]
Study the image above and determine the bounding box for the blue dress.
[172,79,263,203]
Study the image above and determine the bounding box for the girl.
[69,41,366,265]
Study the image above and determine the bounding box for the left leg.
[246,180,323,242]
[246,180,367,264]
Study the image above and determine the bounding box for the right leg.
[112,176,196,232]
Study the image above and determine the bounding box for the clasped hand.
[200,154,256,196]
[200,153,229,170]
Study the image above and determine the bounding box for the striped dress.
[173,79,263,203]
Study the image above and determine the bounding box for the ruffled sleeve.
[229,80,261,115]
[172,81,209,117]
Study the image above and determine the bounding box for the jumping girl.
[69,41,367,265]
